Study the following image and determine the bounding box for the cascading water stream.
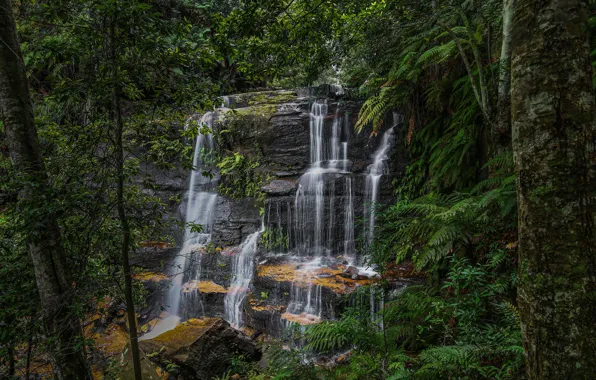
[364,112,401,246]
[343,177,355,261]
[224,221,265,328]
[363,112,401,323]
[141,112,218,340]
[286,100,356,323]
[294,102,352,256]
[142,96,401,341]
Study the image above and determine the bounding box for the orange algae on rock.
[281,312,322,325]
[221,246,241,256]
[133,271,169,282]
[182,280,228,294]
[140,318,161,333]
[240,326,256,337]
[257,263,374,294]
[85,323,129,358]
[140,318,219,361]
[249,298,286,313]
[139,241,173,249]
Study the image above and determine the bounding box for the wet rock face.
[211,196,261,247]
[216,91,389,175]
[197,250,235,288]
[262,179,298,196]
[135,89,410,342]
[140,318,261,379]
[210,90,406,249]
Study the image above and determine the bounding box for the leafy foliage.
[261,227,290,251]
[217,151,269,203]
[1,0,231,375]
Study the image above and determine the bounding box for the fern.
[304,318,354,353]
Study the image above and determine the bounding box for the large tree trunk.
[0,1,91,379]
[511,0,596,378]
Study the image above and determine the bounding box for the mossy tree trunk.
[0,1,91,378]
[511,0,596,378]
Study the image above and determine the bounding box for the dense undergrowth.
[217,155,523,379]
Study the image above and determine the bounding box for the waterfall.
[224,221,265,328]
[142,96,402,340]
[294,101,352,256]
[344,177,355,261]
[330,83,345,96]
[364,112,401,246]
[329,111,341,168]
[221,95,230,108]
[310,102,327,166]
[285,100,354,323]
[286,283,323,322]
[369,286,385,330]
[141,112,218,340]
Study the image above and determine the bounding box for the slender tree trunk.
[511,0,596,378]
[494,0,515,154]
[25,335,33,379]
[7,344,15,377]
[110,18,143,380]
[0,2,91,379]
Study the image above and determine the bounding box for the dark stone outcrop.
[211,196,261,247]
[140,318,261,379]
[261,179,297,196]
[196,250,235,288]
[134,89,410,342]
[210,89,406,251]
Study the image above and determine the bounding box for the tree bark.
[0,1,91,379]
[511,0,596,378]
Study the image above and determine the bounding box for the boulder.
[139,318,261,379]
[340,266,360,280]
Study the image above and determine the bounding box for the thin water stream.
[141,112,218,340]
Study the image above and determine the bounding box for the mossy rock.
[139,318,261,379]
[226,90,298,108]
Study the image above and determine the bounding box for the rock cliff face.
[135,87,411,348]
[212,196,261,247]
[218,90,400,174]
[209,89,404,248]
